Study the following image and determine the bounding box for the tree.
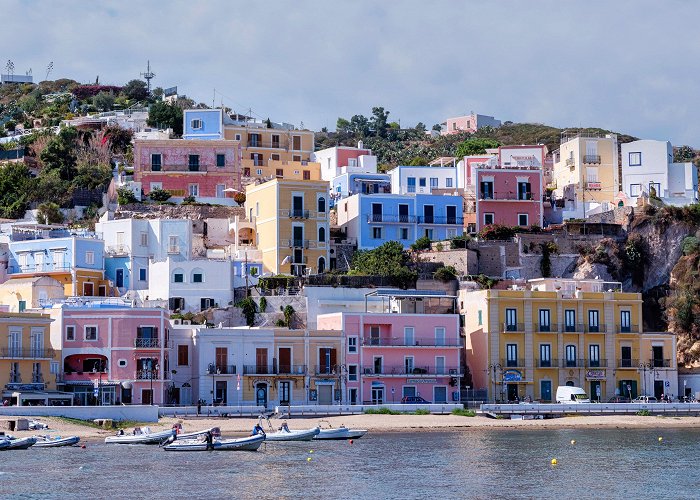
[432,123,442,131]
[349,114,371,137]
[370,107,390,138]
[74,163,112,190]
[434,266,458,282]
[674,145,695,162]
[456,138,501,157]
[36,202,64,224]
[0,162,34,219]
[349,241,417,288]
[410,236,432,251]
[122,79,149,101]
[236,297,258,327]
[415,122,426,132]
[147,101,183,136]
[117,186,137,205]
[40,127,78,181]
[93,91,115,111]
[103,125,133,154]
[336,117,351,134]
[233,192,246,205]
[149,188,172,202]
[408,156,429,166]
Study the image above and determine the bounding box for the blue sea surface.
[0,428,698,499]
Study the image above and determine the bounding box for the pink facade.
[134,139,241,199]
[444,115,478,135]
[318,312,462,405]
[336,148,372,169]
[58,306,170,405]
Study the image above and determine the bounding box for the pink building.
[317,291,462,405]
[133,139,241,203]
[45,301,170,405]
[442,113,501,136]
[312,143,378,181]
[476,145,545,231]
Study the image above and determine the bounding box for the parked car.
[607,396,631,403]
[633,396,658,403]
[401,396,430,404]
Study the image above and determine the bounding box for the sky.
[4,0,700,145]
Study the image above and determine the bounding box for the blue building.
[330,172,391,207]
[336,193,464,250]
[182,109,224,140]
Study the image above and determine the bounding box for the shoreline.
[5,413,700,441]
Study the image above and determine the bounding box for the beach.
[5,413,700,441]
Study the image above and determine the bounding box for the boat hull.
[265,427,320,442]
[163,439,211,452]
[3,437,37,449]
[214,434,265,451]
[105,429,176,444]
[314,428,367,440]
[33,436,80,448]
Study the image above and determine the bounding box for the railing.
[134,338,160,348]
[246,140,289,149]
[278,209,319,219]
[291,256,308,265]
[651,359,671,368]
[585,359,608,368]
[207,364,236,375]
[561,358,585,368]
[289,209,310,219]
[143,163,231,172]
[361,337,463,347]
[31,373,45,383]
[585,325,606,333]
[285,239,309,249]
[501,359,526,368]
[136,369,159,380]
[314,365,342,375]
[8,264,71,274]
[617,359,639,368]
[536,359,560,368]
[536,324,555,333]
[277,364,307,375]
[417,216,464,225]
[361,366,461,376]
[562,323,585,333]
[503,323,525,333]
[365,214,417,223]
[167,245,180,254]
[583,155,601,164]
[0,348,55,359]
[479,192,535,201]
[618,324,639,333]
[241,364,307,375]
[105,244,130,256]
[243,365,276,375]
[8,373,21,383]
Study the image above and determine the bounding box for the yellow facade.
[0,276,65,312]
[552,134,619,205]
[460,279,677,402]
[0,312,55,392]
[7,269,114,298]
[245,179,330,276]
[248,159,321,182]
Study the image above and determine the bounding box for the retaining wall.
[0,405,159,422]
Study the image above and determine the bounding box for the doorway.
[255,383,268,407]
[318,385,333,405]
[371,386,384,404]
[540,380,552,402]
[279,381,291,405]
[215,380,227,405]
[121,387,132,405]
[590,381,601,402]
[349,388,357,405]
[506,384,519,402]
[142,389,153,405]
[654,380,665,399]
[116,268,124,288]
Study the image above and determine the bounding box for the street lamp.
[150,362,159,406]
[488,363,502,402]
[638,361,651,397]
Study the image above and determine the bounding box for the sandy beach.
[5,413,700,442]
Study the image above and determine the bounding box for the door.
[565,309,576,332]
[398,204,409,222]
[590,381,601,402]
[371,203,383,222]
[373,356,383,374]
[121,387,132,405]
[371,387,384,404]
[620,346,632,367]
[435,327,445,346]
[279,381,291,405]
[404,327,414,346]
[84,282,94,296]
[540,380,552,402]
[423,205,434,224]
[278,347,291,374]
[507,384,519,402]
[434,386,447,403]
[619,380,637,399]
[349,388,357,405]
[215,381,227,405]
[255,383,268,407]
[30,331,43,358]
[8,330,21,357]
[403,386,416,399]
[404,357,414,375]
[255,348,268,374]
[370,326,380,346]
[620,311,631,332]
[654,380,664,399]
[215,347,227,372]
[142,389,153,405]
[318,385,333,405]
[292,196,303,217]
[435,356,445,375]
[446,205,457,224]
[565,345,577,367]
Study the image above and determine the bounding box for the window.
[139,268,147,281]
[256,169,263,175]
[216,154,225,167]
[85,326,98,341]
[178,345,189,366]
[303,170,311,180]
[565,309,576,332]
[151,153,162,171]
[518,214,528,226]
[480,181,494,199]
[424,228,433,239]
[140,232,148,246]
[372,227,382,239]
[216,184,225,198]
[407,177,416,193]
[478,310,482,326]
[201,298,215,310]
[430,177,439,189]
[118,359,127,368]
[188,154,200,171]
[235,134,241,141]
[318,227,326,242]
[630,184,642,197]
[370,326,380,346]
[276,169,284,177]
[446,178,453,188]
[251,153,263,166]
[317,197,326,213]
[292,136,301,151]
[188,184,199,197]
[191,119,202,130]
[629,152,642,166]
[435,327,445,346]
[506,344,518,367]
[404,327,415,346]
[517,182,531,200]
[649,182,661,197]
[85,251,95,265]
[620,311,631,332]
[589,344,600,367]
[173,273,184,283]
[348,337,357,353]
[539,344,551,367]
[484,213,494,225]
[271,154,280,161]
[271,134,280,147]
[192,272,203,283]
[348,365,358,381]
[293,155,301,162]
[539,309,551,332]
[565,345,577,367]
[505,308,517,331]
[348,158,357,167]
[588,310,600,332]
[400,227,409,240]
[168,235,178,253]
[66,326,75,341]
[419,178,426,188]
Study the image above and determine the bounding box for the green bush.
[117,187,137,205]
[235,297,257,327]
[410,236,432,251]
[258,296,267,312]
[149,188,172,202]
[451,408,476,417]
[434,266,458,282]
[636,409,651,416]
[413,408,431,415]
[182,195,196,204]
[450,234,471,249]
[364,407,402,415]
[479,224,517,240]
[682,236,700,255]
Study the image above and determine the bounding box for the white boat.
[264,424,320,442]
[33,435,81,448]
[175,426,221,440]
[105,426,176,444]
[163,438,212,452]
[314,424,367,440]
[214,434,265,451]
[0,436,37,449]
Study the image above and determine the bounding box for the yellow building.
[460,278,677,402]
[0,276,65,312]
[246,159,321,183]
[245,179,330,276]
[0,312,56,399]
[552,132,619,215]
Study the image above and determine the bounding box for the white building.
[621,140,698,206]
[311,143,378,181]
[389,165,463,195]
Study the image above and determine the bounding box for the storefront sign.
[586,370,606,380]
[4,383,45,391]
[407,379,437,384]
[502,370,523,382]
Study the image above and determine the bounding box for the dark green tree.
[0,162,34,218]
[93,91,115,111]
[370,106,390,138]
[40,127,79,181]
[349,114,371,137]
[336,117,351,134]
[456,137,501,157]
[103,125,134,154]
[36,202,64,224]
[147,101,183,135]
[122,79,149,101]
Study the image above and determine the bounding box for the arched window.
[318,257,326,274]
[318,227,326,242]
[318,197,326,213]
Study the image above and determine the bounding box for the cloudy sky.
[5,0,700,144]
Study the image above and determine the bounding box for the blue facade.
[8,236,105,275]
[182,109,223,140]
[105,256,130,290]
[352,194,464,250]
[331,173,391,207]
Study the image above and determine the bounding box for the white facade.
[621,140,698,206]
[312,144,378,181]
[389,165,462,194]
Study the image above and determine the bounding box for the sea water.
[1,427,698,499]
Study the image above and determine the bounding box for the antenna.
[140,60,155,93]
[45,61,53,81]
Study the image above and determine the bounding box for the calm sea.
[1,427,698,499]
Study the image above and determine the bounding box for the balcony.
[583,155,601,164]
[365,214,417,224]
[565,158,575,168]
[617,324,639,334]
[136,369,159,380]
[277,364,307,375]
[243,365,276,375]
[241,364,307,375]
[167,245,180,254]
[0,348,55,359]
[286,239,310,249]
[143,163,225,172]
[8,263,71,275]
[503,323,525,333]
[651,358,671,368]
[561,358,585,368]
[617,359,639,369]
[289,209,310,219]
[207,364,236,375]
[314,365,342,376]
[536,359,560,368]
[536,324,556,333]
[247,140,288,150]
[361,337,463,347]
[361,366,461,376]
[501,359,526,368]
[585,359,608,368]
[416,216,464,225]
[562,323,585,333]
[134,338,160,349]
[291,256,308,265]
[31,373,45,384]
[585,325,606,333]
[479,192,536,201]
[105,244,130,257]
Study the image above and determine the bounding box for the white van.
[555,386,590,403]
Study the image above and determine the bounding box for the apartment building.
[441,113,501,135]
[312,143,378,181]
[389,165,462,195]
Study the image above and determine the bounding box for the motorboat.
[105,426,176,444]
[163,437,212,452]
[264,424,320,442]
[33,435,81,448]
[172,424,221,440]
[214,434,265,451]
[314,422,367,440]
[0,435,37,449]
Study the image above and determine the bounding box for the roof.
[367,289,454,298]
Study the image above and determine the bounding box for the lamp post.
[150,362,159,406]
[638,361,651,397]
[488,363,502,402]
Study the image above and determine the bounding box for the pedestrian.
[197,400,202,415]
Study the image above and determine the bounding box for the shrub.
[149,188,172,202]
[364,407,402,415]
[636,409,651,416]
[410,236,432,251]
[36,202,64,225]
[235,297,257,327]
[451,408,476,417]
[413,408,431,415]
[539,242,558,278]
[434,266,458,282]
[283,305,295,328]
[117,187,137,205]
[182,195,196,204]
[435,242,443,252]
[258,296,267,312]
[450,234,471,249]
[682,236,700,255]
[233,192,246,205]
[479,224,517,240]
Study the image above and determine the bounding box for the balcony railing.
[618,324,639,333]
[8,263,71,274]
[167,245,180,254]
[651,358,671,368]
[0,348,55,359]
[361,337,463,347]
[585,325,606,333]
[277,364,307,375]
[501,359,526,368]
[289,209,310,219]
[361,366,461,376]
[105,244,130,256]
[561,358,585,368]
[314,364,342,375]
[143,163,230,172]
[134,338,160,348]
[365,214,417,224]
[479,192,535,201]
[241,364,307,375]
[583,155,601,164]
[243,365,276,375]
[585,359,608,368]
[31,373,45,384]
[536,359,560,368]
[246,140,289,149]
[291,256,308,265]
[536,324,555,333]
[503,323,525,333]
[562,324,585,333]
[136,369,159,380]
[417,216,464,225]
[617,359,639,368]
[288,239,310,249]
[207,364,236,375]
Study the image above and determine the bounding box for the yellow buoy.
[551,458,558,465]
[307,457,312,462]
[658,437,663,442]
[570,440,576,445]
[309,450,314,453]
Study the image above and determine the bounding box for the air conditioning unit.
[172,319,182,325]
[364,368,372,375]
[183,320,191,325]
[449,368,458,375]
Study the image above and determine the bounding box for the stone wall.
[418,249,478,276]
[116,203,245,221]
